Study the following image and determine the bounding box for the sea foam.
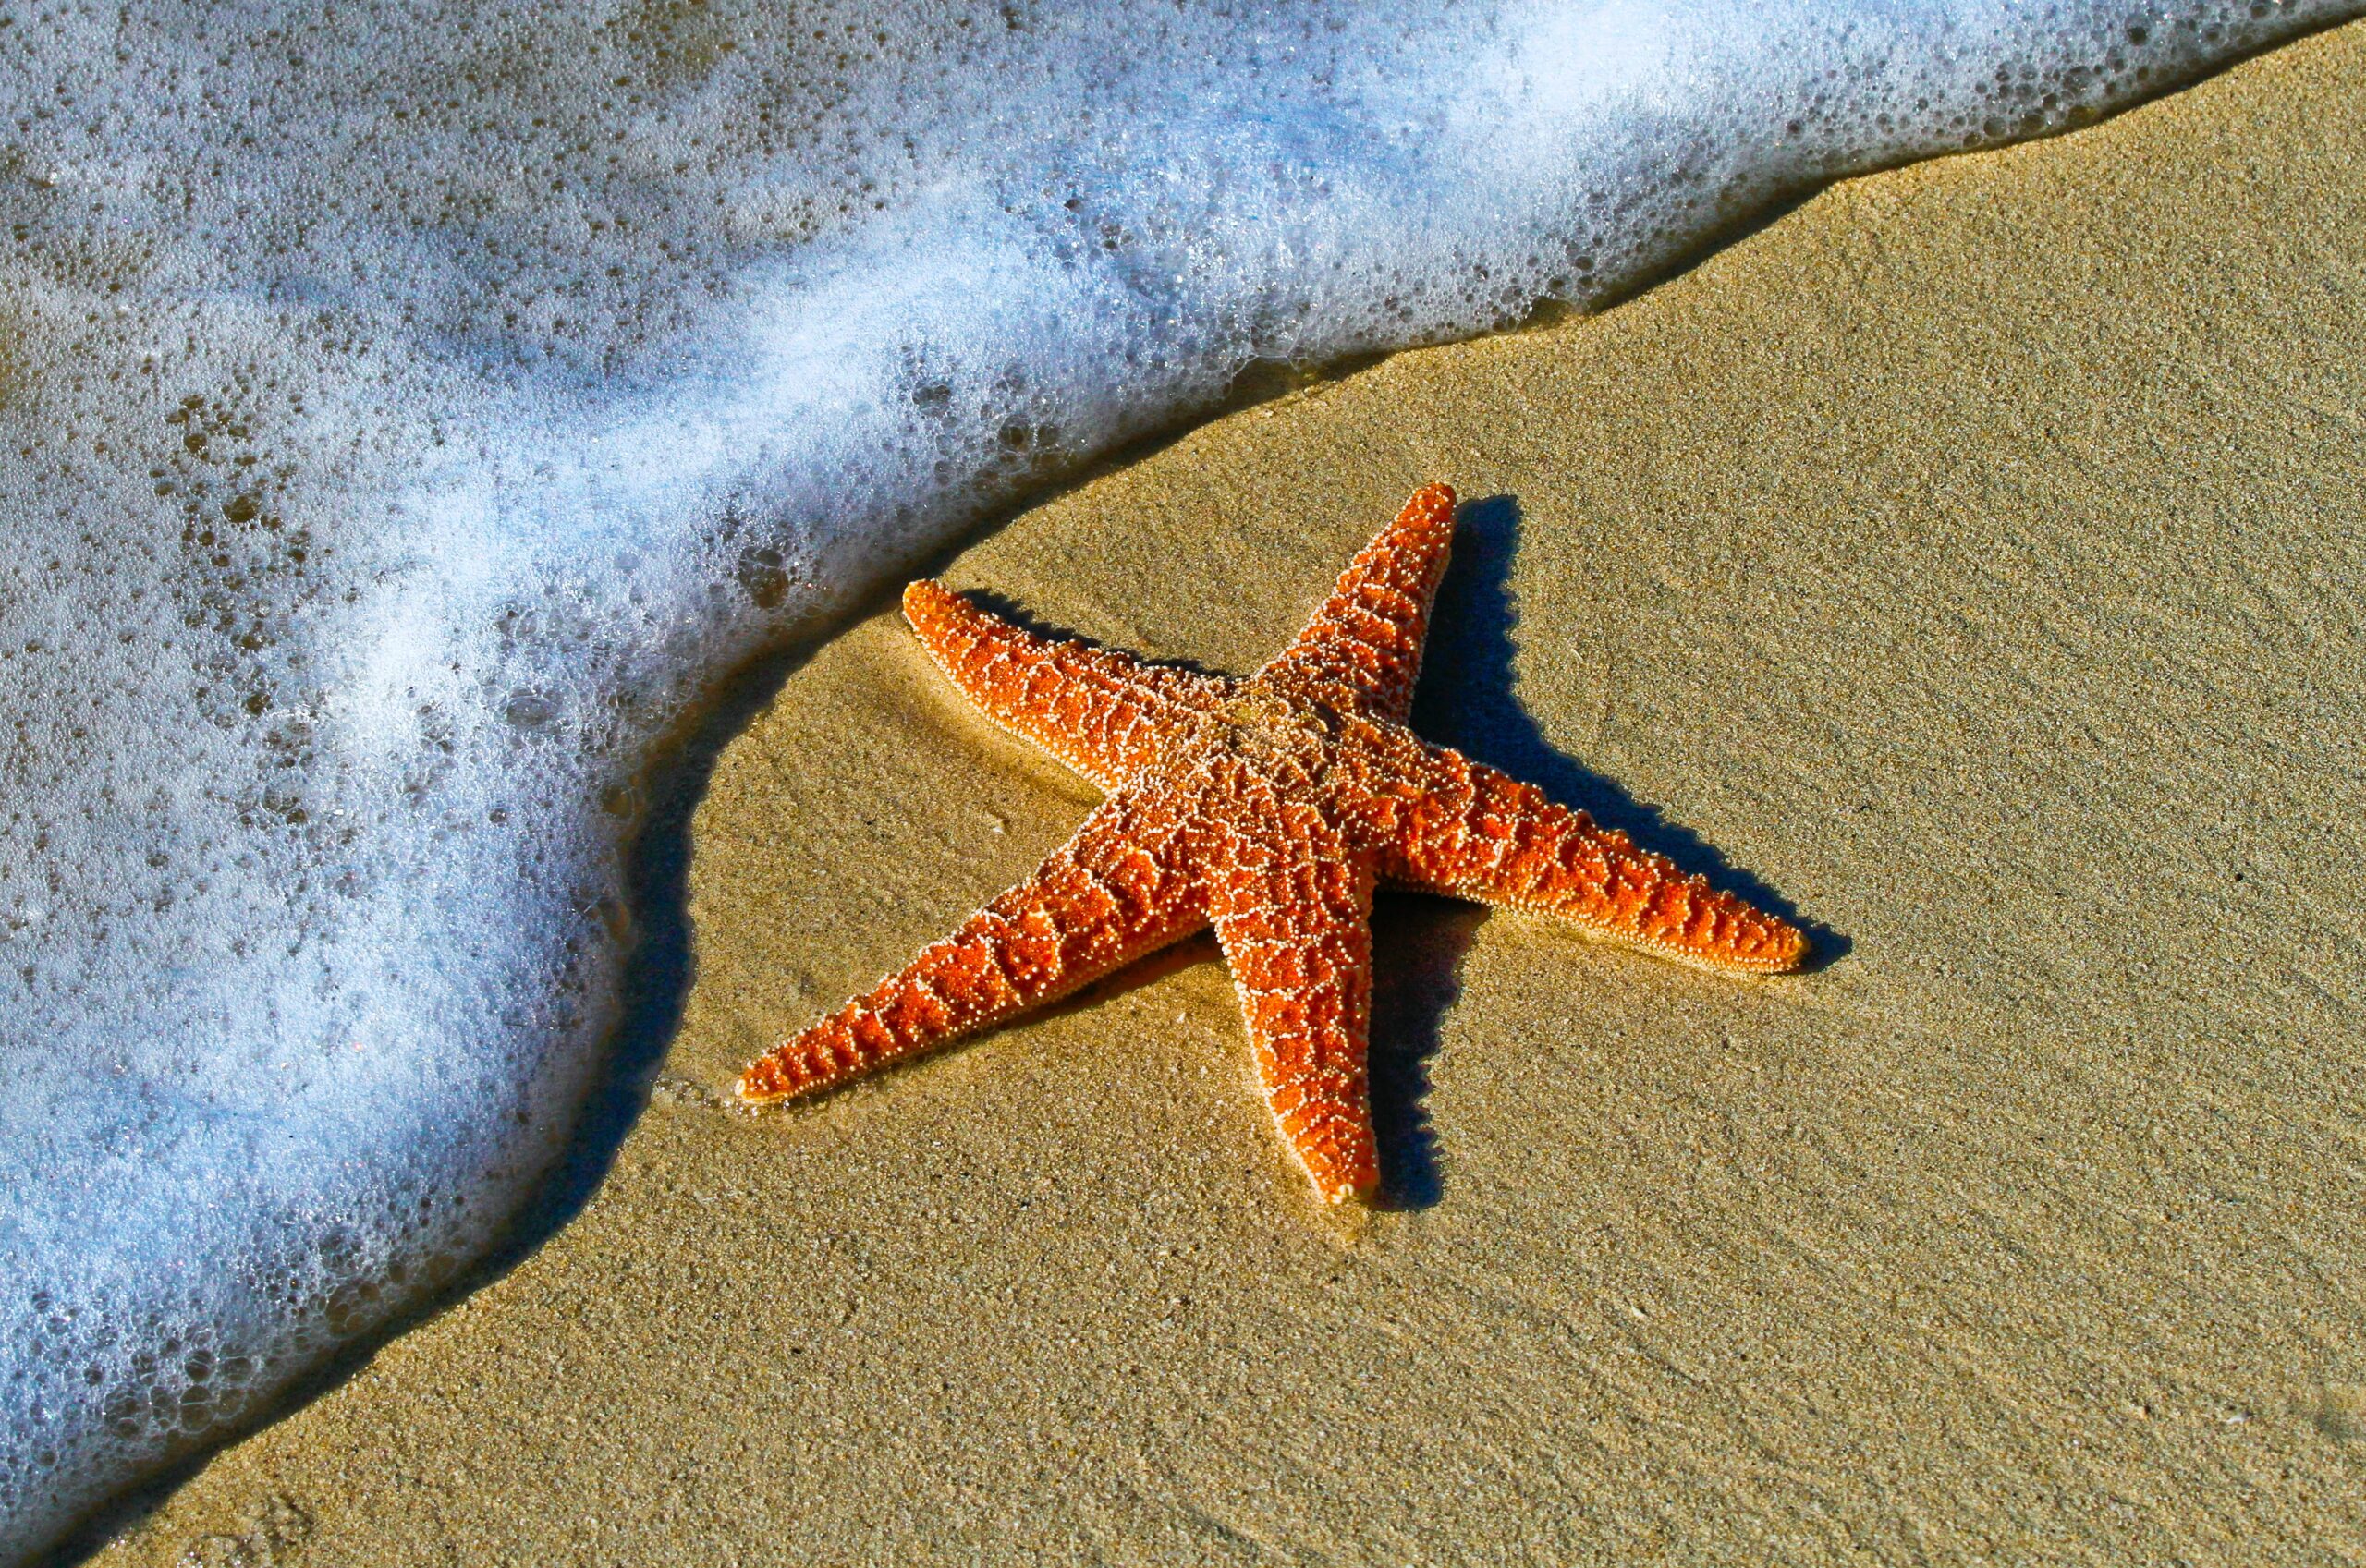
[0,0,2350,1553]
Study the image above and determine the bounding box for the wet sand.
[91,22,2366,1565]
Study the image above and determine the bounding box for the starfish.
[738,485,1806,1202]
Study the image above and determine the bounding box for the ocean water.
[0,0,2350,1553]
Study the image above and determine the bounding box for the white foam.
[0,0,2349,1552]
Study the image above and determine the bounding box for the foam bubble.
[0,0,2350,1553]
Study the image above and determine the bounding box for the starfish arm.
[1379,743,1808,974]
[1208,798,1382,1204]
[738,789,1208,1103]
[1259,483,1458,722]
[904,578,1230,790]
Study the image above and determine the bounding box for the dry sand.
[90,22,2366,1565]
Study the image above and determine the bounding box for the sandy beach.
[86,21,2366,1564]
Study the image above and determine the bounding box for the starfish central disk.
[738,485,1806,1203]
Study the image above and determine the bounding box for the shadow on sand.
[1365,493,1848,1209]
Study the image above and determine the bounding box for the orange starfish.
[738,485,1805,1202]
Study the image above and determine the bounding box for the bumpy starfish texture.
[738,485,1806,1203]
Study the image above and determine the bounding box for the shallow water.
[0,0,2353,1554]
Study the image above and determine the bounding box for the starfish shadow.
[1411,494,1846,961]
[1368,893,1482,1209]
[1031,902,1470,1212]
[962,588,1230,680]
[1047,909,1465,1211]
[1339,494,1848,1210]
